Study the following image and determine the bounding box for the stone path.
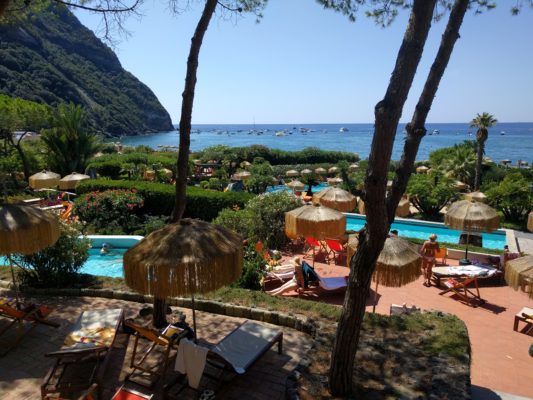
[0,295,309,400]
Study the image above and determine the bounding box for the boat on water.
[339,127,349,132]
[500,131,506,135]
[275,131,286,137]
[432,129,439,135]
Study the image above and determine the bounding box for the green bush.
[15,223,90,288]
[214,191,302,249]
[407,173,457,218]
[485,172,532,224]
[76,179,253,221]
[232,244,264,290]
[74,189,144,234]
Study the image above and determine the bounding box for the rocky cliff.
[0,6,173,136]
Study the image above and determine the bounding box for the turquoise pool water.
[81,248,127,277]
[267,182,329,193]
[346,214,506,250]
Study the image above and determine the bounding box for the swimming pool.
[79,235,142,278]
[267,182,329,193]
[346,214,507,250]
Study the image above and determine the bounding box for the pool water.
[81,248,128,278]
[346,214,506,250]
[267,182,329,193]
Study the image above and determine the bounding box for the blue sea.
[119,122,533,162]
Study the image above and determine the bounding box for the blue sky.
[75,1,533,124]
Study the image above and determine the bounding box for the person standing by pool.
[420,234,439,287]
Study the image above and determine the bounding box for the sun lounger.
[513,307,533,334]
[0,295,59,356]
[169,320,283,395]
[41,308,123,400]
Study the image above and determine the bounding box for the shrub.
[74,189,144,234]
[232,244,264,290]
[213,207,253,239]
[16,222,90,288]
[76,179,253,221]
[486,172,532,223]
[407,173,457,218]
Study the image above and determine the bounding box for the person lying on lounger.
[267,257,318,296]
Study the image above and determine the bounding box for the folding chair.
[325,239,347,265]
[0,295,59,355]
[125,321,186,387]
[439,276,486,307]
[434,247,448,265]
[304,237,328,265]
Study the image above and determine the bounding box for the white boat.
[432,129,439,135]
[339,127,349,132]
[275,131,286,136]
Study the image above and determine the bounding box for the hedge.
[87,152,178,178]
[76,180,254,221]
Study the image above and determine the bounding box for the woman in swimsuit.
[420,233,439,287]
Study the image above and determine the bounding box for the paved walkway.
[268,253,533,399]
[0,295,309,400]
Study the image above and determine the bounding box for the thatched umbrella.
[463,191,487,203]
[285,204,345,241]
[286,169,299,177]
[527,211,533,232]
[348,163,359,172]
[347,235,421,311]
[312,187,357,212]
[59,172,90,190]
[314,167,327,175]
[0,204,60,305]
[327,177,343,186]
[301,169,312,176]
[505,255,533,299]
[416,165,429,174]
[286,180,305,191]
[328,166,339,174]
[123,219,243,340]
[444,199,500,261]
[241,161,252,169]
[453,181,468,191]
[233,171,251,180]
[29,170,60,189]
[159,168,174,179]
[396,197,411,217]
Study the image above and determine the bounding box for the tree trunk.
[0,0,10,17]
[171,0,218,223]
[474,137,485,191]
[156,0,217,328]
[387,0,469,222]
[328,1,436,395]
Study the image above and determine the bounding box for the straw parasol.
[286,170,299,177]
[286,180,305,191]
[527,211,533,232]
[444,199,500,260]
[29,170,60,189]
[285,204,346,240]
[348,163,359,172]
[58,172,90,190]
[300,169,312,176]
[241,161,252,169]
[312,187,357,212]
[505,255,533,299]
[0,204,60,305]
[453,181,468,191]
[314,167,327,175]
[233,171,251,180]
[396,197,411,217]
[416,165,429,174]
[328,166,339,174]
[327,177,343,186]
[347,235,421,311]
[159,168,173,179]
[123,218,243,340]
[463,191,487,203]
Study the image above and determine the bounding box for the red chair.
[304,237,320,261]
[326,239,347,265]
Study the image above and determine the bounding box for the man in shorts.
[420,233,439,287]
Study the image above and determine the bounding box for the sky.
[75,1,533,124]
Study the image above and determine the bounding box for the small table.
[514,307,533,333]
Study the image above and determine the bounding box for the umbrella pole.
[191,292,197,344]
[372,272,379,313]
[7,255,20,308]
[465,232,470,261]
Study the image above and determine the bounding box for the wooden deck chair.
[434,247,448,265]
[294,263,347,293]
[439,276,486,307]
[0,295,59,356]
[325,239,347,265]
[125,320,186,387]
[41,309,124,400]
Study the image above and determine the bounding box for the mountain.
[0,6,173,136]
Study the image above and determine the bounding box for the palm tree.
[470,112,497,190]
[440,145,477,187]
[41,103,101,176]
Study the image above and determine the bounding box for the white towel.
[175,339,208,389]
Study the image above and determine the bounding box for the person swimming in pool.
[100,243,113,255]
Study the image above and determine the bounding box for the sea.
[119,122,533,162]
